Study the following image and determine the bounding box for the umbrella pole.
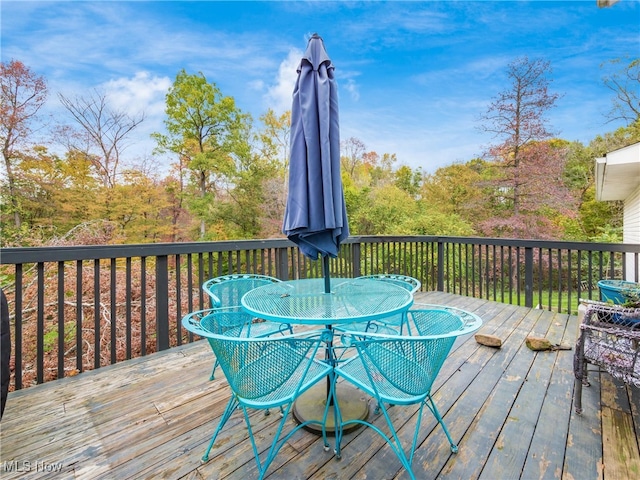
[322,254,334,404]
[323,255,331,294]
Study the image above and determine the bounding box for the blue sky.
[2,1,639,174]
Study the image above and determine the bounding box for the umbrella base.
[293,382,368,435]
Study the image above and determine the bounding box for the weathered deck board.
[520,309,577,480]
[1,292,638,480]
[600,375,640,479]
[435,305,548,479]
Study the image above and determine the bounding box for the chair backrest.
[182,306,252,338]
[182,309,327,401]
[343,310,481,399]
[409,304,483,336]
[350,333,458,398]
[202,274,281,308]
[357,274,421,294]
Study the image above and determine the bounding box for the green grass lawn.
[490,289,600,314]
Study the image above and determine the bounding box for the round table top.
[241,277,413,325]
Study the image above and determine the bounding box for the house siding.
[624,184,640,281]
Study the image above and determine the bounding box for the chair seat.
[336,352,429,405]
[200,273,293,381]
[348,274,420,335]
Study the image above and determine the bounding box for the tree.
[370,153,398,187]
[254,109,290,235]
[13,146,99,232]
[394,165,422,197]
[420,161,487,223]
[477,57,569,238]
[256,109,290,165]
[601,57,640,125]
[479,57,559,214]
[251,109,291,238]
[397,210,475,237]
[476,140,576,239]
[153,70,251,239]
[58,89,145,189]
[341,137,366,178]
[563,123,640,240]
[110,169,173,242]
[349,184,416,235]
[162,167,192,242]
[0,145,104,246]
[0,60,47,229]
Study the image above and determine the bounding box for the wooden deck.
[1,292,639,479]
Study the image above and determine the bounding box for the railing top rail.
[0,239,296,264]
[2,236,639,264]
[347,235,640,252]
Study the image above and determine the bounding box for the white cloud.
[343,79,360,102]
[102,72,171,119]
[264,48,302,114]
[97,72,172,164]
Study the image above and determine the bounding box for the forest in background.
[2,56,639,249]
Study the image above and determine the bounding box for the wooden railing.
[1,236,639,390]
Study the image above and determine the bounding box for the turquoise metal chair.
[203,274,283,308]
[333,309,482,480]
[182,308,336,479]
[341,274,421,336]
[357,274,421,295]
[409,303,482,336]
[202,274,293,379]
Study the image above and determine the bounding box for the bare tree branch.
[58,89,145,188]
[602,57,640,125]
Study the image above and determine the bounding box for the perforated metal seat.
[357,274,421,294]
[182,308,335,479]
[333,308,482,480]
[202,274,293,379]
[203,274,283,308]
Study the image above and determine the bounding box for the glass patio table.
[241,277,414,433]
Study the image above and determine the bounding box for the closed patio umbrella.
[283,33,349,293]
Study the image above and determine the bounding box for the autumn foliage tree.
[0,59,47,231]
[477,57,574,238]
[153,70,252,240]
[420,160,487,226]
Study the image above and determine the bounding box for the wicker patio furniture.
[573,299,640,414]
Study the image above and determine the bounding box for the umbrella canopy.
[283,34,349,261]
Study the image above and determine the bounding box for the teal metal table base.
[293,382,368,435]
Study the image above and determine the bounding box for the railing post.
[352,242,362,277]
[156,255,170,351]
[524,247,534,308]
[437,240,445,292]
[276,247,290,280]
